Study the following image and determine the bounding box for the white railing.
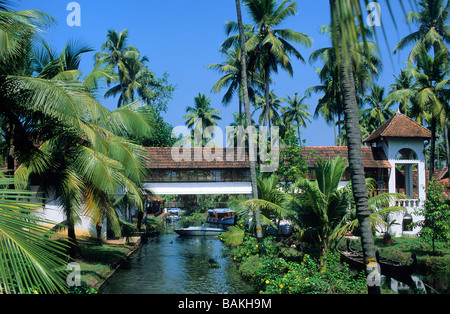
[397,199,420,208]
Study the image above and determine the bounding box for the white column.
[388,161,396,194]
[417,159,426,202]
[404,164,413,198]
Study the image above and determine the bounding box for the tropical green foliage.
[290,157,351,261]
[183,93,222,146]
[413,179,450,253]
[0,175,68,294]
[228,235,367,294]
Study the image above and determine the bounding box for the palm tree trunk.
[235,0,264,246]
[6,123,15,179]
[444,121,450,172]
[297,122,302,146]
[263,66,270,129]
[337,32,380,294]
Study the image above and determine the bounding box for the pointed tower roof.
[363,113,434,144]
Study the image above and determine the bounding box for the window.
[402,214,413,232]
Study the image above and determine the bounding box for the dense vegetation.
[0,0,449,294]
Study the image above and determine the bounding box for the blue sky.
[15,0,415,146]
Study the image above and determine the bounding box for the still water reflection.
[101,233,255,294]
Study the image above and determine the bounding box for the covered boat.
[206,209,235,225]
[337,244,417,285]
[175,226,225,236]
[166,207,182,222]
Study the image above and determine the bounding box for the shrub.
[228,236,367,294]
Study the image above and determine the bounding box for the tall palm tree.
[183,93,222,146]
[393,0,450,172]
[207,44,262,125]
[388,69,415,115]
[95,29,140,107]
[16,101,152,258]
[308,24,381,146]
[253,90,285,131]
[394,0,450,62]
[282,93,312,145]
[226,0,312,129]
[326,0,393,294]
[391,47,449,180]
[234,0,263,245]
[361,84,396,135]
[9,36,152,258]
[103,50,152,105]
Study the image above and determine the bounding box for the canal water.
[101,232,255,294]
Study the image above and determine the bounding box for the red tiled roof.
[299,146,391,169]
[145,147,250,169]
[363,113,434,143]
[146,146,391,170]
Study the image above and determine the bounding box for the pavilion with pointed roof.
[363,112,433,236]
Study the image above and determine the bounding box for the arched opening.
[394,148,419,198]
[395,148,418,160]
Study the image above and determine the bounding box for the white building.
[363,112,434,236]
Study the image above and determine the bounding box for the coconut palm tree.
[7,35,152,258]
[388,69,416,116]
[253,90,285,132]
[207,44,263,126]
[394,0,450,62]
[308,24,381,146]
[326,0,395,294]
[226,0,312,129]
[183,93,222,147]
[234,0,263,245]
[16,100,152,258]
[282,93,312,145]
[361,84,396,135]
[95,29,140,108]
[290,157,351,265]
[386,47,449,180]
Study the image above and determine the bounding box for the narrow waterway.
[101,232,255,294]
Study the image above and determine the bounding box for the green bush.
[228,236,367,294]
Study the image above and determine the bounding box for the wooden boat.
[174,226,225,236]
[206,209,235,225]
[338,245,418,284]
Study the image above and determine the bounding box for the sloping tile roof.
[299,146,392,169]
[363,113,434,143]
[145,147,250,169]
[146,146,391,170]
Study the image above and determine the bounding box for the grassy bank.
[68,237,140,294]
[69,217,165,294]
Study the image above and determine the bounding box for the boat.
[206,209,235,225]
[166,207,182,222]
[267,220,293,236]
[166,214,181,222]
[337,244,417,285]
[174,226,225,236]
